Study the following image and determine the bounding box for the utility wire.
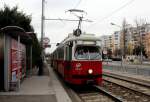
[73,0,82,9]
[57,0,82,31]
[1,0,5,5]
[87,0,135,29]
[45,0,83,34]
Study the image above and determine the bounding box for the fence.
[103,64,150,76]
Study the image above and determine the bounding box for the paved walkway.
[0,63,72,102]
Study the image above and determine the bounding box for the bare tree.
[134,18,148,64]
[121,18,128,58]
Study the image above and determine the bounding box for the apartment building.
[100,23,150,58]
[100,35,114,55]
[110,31,121,57]
[145,32,150,59]
[120,24,134,55]
[100,35,108,49]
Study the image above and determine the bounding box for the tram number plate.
[87,80,94,84]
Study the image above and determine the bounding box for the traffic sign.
[103,50,107,54]
[43,37,50,44]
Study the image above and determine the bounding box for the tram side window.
[58,48,64,60]
[66,46,72,61]
[54,52,57,60]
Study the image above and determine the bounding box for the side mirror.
[56,43,60,46]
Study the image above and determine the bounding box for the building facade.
[100,23,150,59]
[112,31,121,57]
[145,32,150,59]
[100,35,113,51]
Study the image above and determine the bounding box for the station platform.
[0,63,72,102]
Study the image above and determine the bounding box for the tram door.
[64,44,72,78]
[65,46,72,65]
[0,34,4,90]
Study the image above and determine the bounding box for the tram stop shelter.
[0,26,32,91]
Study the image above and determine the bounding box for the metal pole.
[123,25,126,59]
[122,24,127,72]
[30,45,32,75]
[110,23,123,68]
[120,30,123,67]
[77,17,83,29]
[17,36,20,91]
[41,0,45,59]
[4,35,9,91]
[140,27,143,64]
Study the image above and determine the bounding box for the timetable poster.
[10,39,26,83]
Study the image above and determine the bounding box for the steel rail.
[103,72,150,88]
[94,85,123,102]
[103,79,150,97]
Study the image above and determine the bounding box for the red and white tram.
[51,33,102,85]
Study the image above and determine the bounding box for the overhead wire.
[1,0,5,6]
[45,0,83,48]
[87,0,135,29]
[73,0,82,9]
[57,0,83,31]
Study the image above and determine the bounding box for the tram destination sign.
[77,41,96,45]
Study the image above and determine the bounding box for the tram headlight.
[88,69,93,74]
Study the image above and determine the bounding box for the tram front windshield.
[75,46,101,60]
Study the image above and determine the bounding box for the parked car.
[112,57,122,61]
[103,58,112,62]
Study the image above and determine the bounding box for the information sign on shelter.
[103,50,107,54]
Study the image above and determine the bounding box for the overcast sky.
[1,0,150,53]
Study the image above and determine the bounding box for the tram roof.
[53,33,101,52]
[61,33,101,44]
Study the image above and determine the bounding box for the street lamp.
[110,22,124,67]
[110,23,121,28]
[110,22,123,57]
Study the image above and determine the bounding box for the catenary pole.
[41,0,45,59]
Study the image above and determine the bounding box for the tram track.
[57,78,123,101]
[102,74,150,102]
[103,72,150,88]
[49,64,150,102]
[54,70,123,102]
[72,85,122,102]
[103,73,150,96]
